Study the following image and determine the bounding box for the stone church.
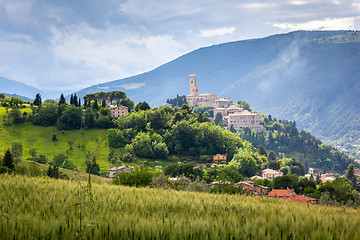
[185,74,233,108]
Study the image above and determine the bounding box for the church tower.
[189,74,199,95]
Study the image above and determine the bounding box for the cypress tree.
[33,93,42,106]
[59,94,66,105]
[73,94,78,107]
[70,94,74,105]
[78,98,81,107]
[3,149,14,171]
[345,164,357,190]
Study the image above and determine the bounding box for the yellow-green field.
[0,122,111,171]
[1,174,359,239]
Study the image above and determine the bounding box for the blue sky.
[0,0,359,94]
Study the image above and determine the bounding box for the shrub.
[113,167,157,187]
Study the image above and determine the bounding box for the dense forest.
[236,116,354,173]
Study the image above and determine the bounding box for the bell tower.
[189,74,199,95]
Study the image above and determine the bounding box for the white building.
[108,166,133,178]
[261,169,283,179]
[109,105,128,118]
[227,111,265,132]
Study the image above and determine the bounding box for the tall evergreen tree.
[3,149,14,171]
[59,94,66,105]
[73,94,78,107]
[78,98,81,107]
[70,94,74,105]
[33,93,42,106]
[345,163,357,190]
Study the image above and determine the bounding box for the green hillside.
[0,122,111,172]
[1,174,360,239]
[72,31,360,157]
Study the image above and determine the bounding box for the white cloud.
[200,27,235,38]
[0,0,359,96]
[273,17,357,31]
[288,1,308,5]
[48,23,185,89]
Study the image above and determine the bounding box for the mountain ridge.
[0,76,45,100]
[72,30,360,145]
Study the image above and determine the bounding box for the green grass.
[0,122,111,171]
[1,174,360,239]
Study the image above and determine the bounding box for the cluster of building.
[185,74,265,132]
[107,74,266,133]
[210,180,317,204]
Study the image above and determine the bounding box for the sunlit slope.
[0,123,110,171]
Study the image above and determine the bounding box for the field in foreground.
[1,174,360,239]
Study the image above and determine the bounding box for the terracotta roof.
[268,189,294,197]
[287,195,317,203]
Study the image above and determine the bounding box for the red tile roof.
[268,189,294,197]
[268,189,317,204]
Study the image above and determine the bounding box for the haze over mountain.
[0,76,46,100]
[74,30,360,142]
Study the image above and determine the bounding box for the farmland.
[1,174,360,239]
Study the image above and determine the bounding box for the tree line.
[236,115,354,173]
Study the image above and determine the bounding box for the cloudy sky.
[1,0,359,94]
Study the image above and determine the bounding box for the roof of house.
[262,169,283,174]
[213,154,226,157]
[228,111,257,116]
[108,166,131,171]
[227,105,241,110]
[287,195,317,203]
[215,98,232,102]
[109,105,128,110]
[268,189,295,197]
[250,175,263,180]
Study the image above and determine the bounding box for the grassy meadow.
[1,174,360,239]
[0,121,111,172]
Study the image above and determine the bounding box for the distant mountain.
[74,30,360,142]
[4,93,33,102]
[0,77,45,100]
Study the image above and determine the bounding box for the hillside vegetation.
[1,174,360,239]
[0,121,111,172]
[71,30,360,155]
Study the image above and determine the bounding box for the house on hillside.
[321,173,336,182]
[212,154,227,164]
[109,105,128,118]
[268,189,317,204]
[108,166,133,178]
[236,180,269,195]
[261,169,283,179]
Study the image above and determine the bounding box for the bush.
[113,167,157,187]
[210,183,243,195]
[14,163,41,177]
